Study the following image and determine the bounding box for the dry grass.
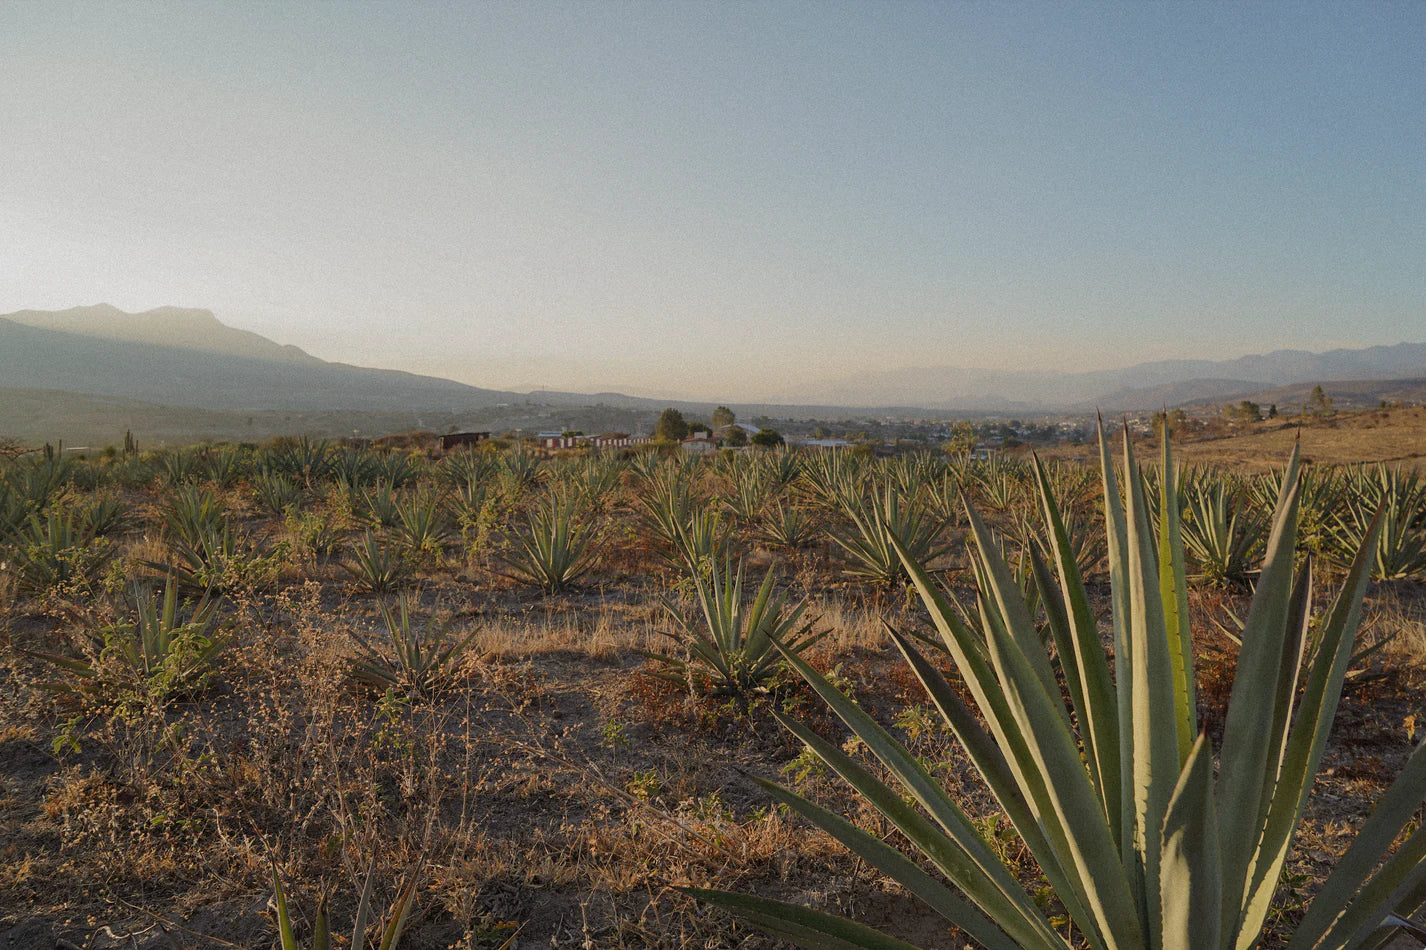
[1,445,1423,948]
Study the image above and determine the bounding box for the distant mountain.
[4,305,1424,428]
[1182,377,1426,413]
[4,304,321,366]
[0,305,518,412]
[785,342,1426,411]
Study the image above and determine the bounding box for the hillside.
[2,304,321,365]
[4,306,1425,431]
[786,342,1426,410]
[0,308,518,413]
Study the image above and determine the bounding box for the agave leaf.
[883,622,1105,945]
[681,887,922,949]
[1290,738,1426,950]
[1159,734,1221,950]
[744,770,1022,950]
[970,568,1142,948]
[1217,443,1303,940]
[1121,427,1182,941]
[1246,506,1387,946]
[1096,419,1138,873]
[1155,434,1196,760]
[273,869,299,950]
[890,529,1121,949]
[962,503,1065,713]
[768,649,1065,949]
[1029,452,1122,837]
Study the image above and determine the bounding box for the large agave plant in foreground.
[691,428,1426,949]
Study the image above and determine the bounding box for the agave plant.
[1251,465,1340,555]
[636,466,704,567]
[29,577,227,707]
[722,464,777,525]
[883,452,944,501]
[252,471,305,515]
[1,456,71,523]
[756,502,821,551]
[157,447,203,486]
[328,447,378,490]
[799,450,867,512]
[74,492,132,538]
[437,448,498,491]
[262,436,334,487]
[499,489,601,593]
[149,519,282,594]
[108,453,156,490]
[392,491,451,559]
[7,511,114,593]
[643,558,825,699]
[669,507,733,575]
[830,484,948,588]
[371,451,426,489]
[163,485,229,549]
[756,447,803,490]
[271,860,420,950]
[970,454,1026,512]
[344,530,412,594]
[348,596,477,697]
[691,428,1426,950]
[499,445,545,492]
[1327,465,1426,581]
[358,482,403,529]
[1181,476,1267,587]
[201,444,248,488]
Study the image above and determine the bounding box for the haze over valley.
[4,304,1425,444]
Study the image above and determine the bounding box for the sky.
[3,2,1424,402]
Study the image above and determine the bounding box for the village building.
[440,431,490,451]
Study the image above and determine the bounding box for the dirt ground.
[3,439,1425,948]
[1036,406,1426,472]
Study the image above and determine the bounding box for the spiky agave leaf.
[692,425,1420,950]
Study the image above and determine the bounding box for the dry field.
[1,437,1423,949]
[1038,406,1426,472]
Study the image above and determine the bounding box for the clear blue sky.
[3,2,1423,401]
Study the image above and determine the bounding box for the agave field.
[1,432,1424,948]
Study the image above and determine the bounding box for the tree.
[711,406,736,428]
[751,428,784,447]
[654,408,689,442]
[1308,385,1334,416]
[1153,408,1189,438]
[724,425,749,447]
[941,421,977,458]
[1222,400,1262,425]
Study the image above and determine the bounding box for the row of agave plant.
[4,439,1425,603]
[4,430,1425,947]
[692,427,1426,949]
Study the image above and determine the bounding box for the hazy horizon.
[5,3,1423,402]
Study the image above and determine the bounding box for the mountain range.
[779,343,1426,411]
[2,305,1424,443]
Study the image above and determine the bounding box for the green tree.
[940,421,977,457]
[654,408,689,442]
[724,426,749,447]
[1308,384,1334,416]
[711,406,736,428]
[1222,400,1262,424]
[1153,408,1189,438]
[751,428,784,447]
